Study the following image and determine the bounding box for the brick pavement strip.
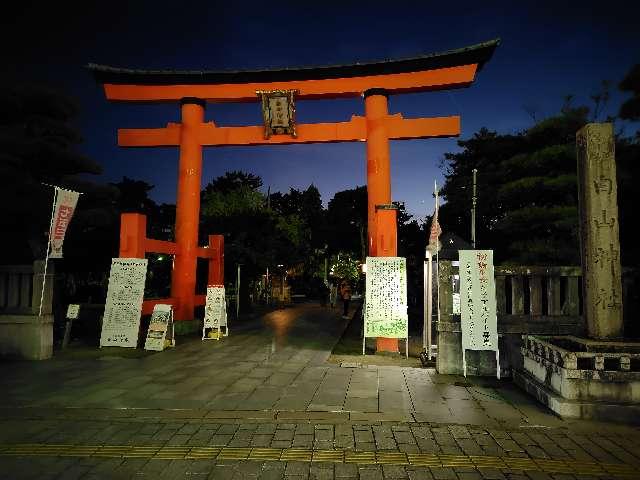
[0,442,638,478]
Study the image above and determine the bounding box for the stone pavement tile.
[438,444,462,455]
[335,434,355,449]
[315,427,334,441]
[429,467,457,480]
[433,428,457,446]
[417,436,440,453]
[456,438,484,455]
[355,430,375,443]
[456,472,482,480]
[210,433,234,445]
[257,423,278,434]
[209,464,236,479]
[239,423,260,431]
[356,441,377,451]
[394,431,417,444]
[594,436,639,464]
[237,461,265,476]
[314,440,334,450]
[309,464,334,480]
[411,426,433,439]
[293,434,314,447]
[218,424,240,435]
[296,424,315,435]
[496,439,525,453]
[344,397,378,412]
[167,433,192,445]
[335,425,352,437]
[375,434,398,450]
[398,444,420,453]
[286,462,310,476]
[275,429,295,441]
[359,466,384,480]
[335,463,358,478]
[271,439,293,448]
[383,465,409,478]
[476,468,505,479]
[252,434,274,447]
[407,468,435,480]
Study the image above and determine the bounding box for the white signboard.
[49,187,79,259]
[459,250,500,378]
[66,304,80,319]
[100,258,148,348]
[144,304,173,351]
[452,293,461,315]
[203,285,228,339]
[364,257,408,339]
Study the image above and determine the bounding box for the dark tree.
[0,84,102,263]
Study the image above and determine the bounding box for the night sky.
[3,0,638,219]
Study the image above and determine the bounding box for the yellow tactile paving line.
[0,444,636,478]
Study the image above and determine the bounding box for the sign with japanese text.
[99,258,148,348]
[204,285,227,330]
[49,187,79,259]
[144,304,173,351]
[459,250,498,351]
[364,257,408,339]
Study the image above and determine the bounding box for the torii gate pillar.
[171,98,205,321]
[365,89,399,353]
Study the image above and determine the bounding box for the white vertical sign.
[203,285,228,339]
[100,258,148,348]
[49,187,80,259]
[364,257,408,339]
[459,250,500,378]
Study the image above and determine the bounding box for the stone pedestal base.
[0,315,53,360]
[517,334,640,423]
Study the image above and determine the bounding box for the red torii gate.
[89,39,498,352]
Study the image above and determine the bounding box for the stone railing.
[0,261,54,360]
[436,261,585,376]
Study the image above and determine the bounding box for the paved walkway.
[1,304,640,479]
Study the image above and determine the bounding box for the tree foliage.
[439,107,591,265]
[0,84,103,263]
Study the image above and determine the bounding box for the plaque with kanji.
[256,89,298,138]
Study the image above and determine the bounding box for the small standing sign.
[203,285,228,340]
[144,304,174,351]
[459,250,500,378]
[62,304,80,349]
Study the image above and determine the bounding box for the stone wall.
[0,261,54,360]
[436,262,585,377]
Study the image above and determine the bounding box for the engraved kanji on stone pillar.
[576,123,623,339]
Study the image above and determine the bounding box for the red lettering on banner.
[53,206,74,239]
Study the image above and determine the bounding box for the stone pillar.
[576,123,623,339]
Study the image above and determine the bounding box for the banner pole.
[39,186,58,317]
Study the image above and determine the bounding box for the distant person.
[339,280,352,319]
[329,282,337,309]
[319,281,329,307]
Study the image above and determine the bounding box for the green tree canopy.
[439,107,590,265]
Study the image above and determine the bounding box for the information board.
[66,304,80,319]
[144,304,173,351]
[99,258,148,348]
[364,257,408,339]
[203,285,228,340]
[459,250,500,378]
